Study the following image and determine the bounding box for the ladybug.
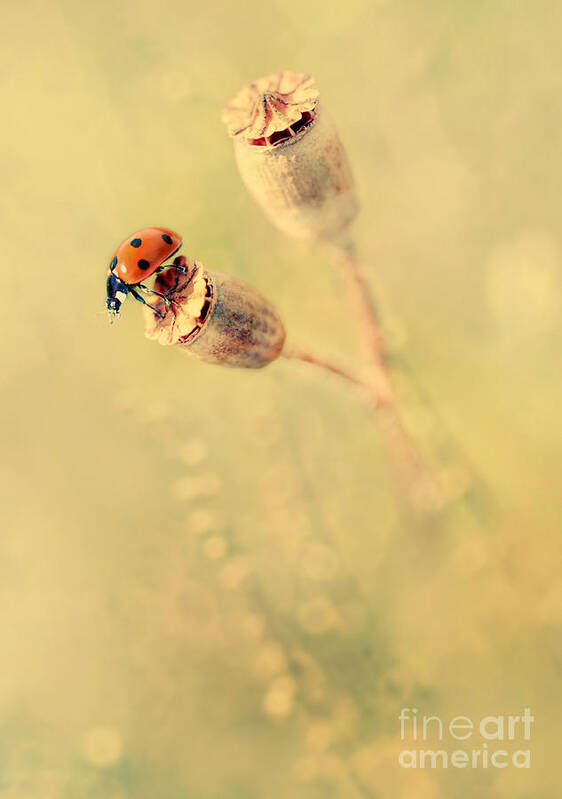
[106,227,187,320]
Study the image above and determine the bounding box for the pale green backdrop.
[1,0,561,797]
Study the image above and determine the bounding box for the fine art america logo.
[398,708,534,769]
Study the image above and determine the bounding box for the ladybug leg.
[170,256,197,288]
[155,263,188,275]
[170,255,189,274]
[155,256,189,275]
[129,287,166,318]
[137,283,176,309]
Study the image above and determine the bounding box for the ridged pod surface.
[144,262,286,369]
[223,71,359,240]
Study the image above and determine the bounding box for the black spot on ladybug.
[130,238,142,248]
[162,234,173,245]
[110,256,118,269]
[137,259,150,270]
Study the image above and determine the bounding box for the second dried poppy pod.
[144,258,286,369]
[222,70,359,241]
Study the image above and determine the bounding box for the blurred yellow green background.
[2,0,561,797]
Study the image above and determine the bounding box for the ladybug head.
[106,273,129,321]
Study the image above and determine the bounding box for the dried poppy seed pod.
[222,70,359,241]
[144,258,286,368]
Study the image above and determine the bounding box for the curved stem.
[325,236,394,406]
[323,232,496,519]
[282,342,437,508]
[282,343,370,396]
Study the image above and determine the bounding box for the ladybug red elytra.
[106,227,187,320]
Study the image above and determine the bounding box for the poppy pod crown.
[223,70,358,241]
[222,70,319,146]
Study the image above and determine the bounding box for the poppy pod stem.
[321,239,490,514]
[282,341,435,506]
[281,342,369,396]
[320,234,448,507]
[324,233,395,406]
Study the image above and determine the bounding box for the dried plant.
[222,70,446,507]
[222,70,358,241]
[145,256,286,368]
